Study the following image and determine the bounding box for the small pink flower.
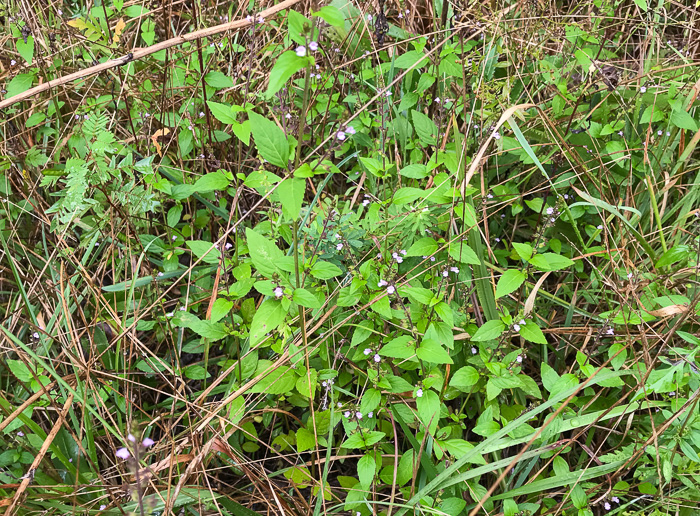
[295,46,307,57]
[142,437,155,447]
[364,348,372,355]
[309,41,318,51]
[416,388,423,398]
[116,447,130,460]
[346,126,356,135]
[387,285,395,294]
[337,131,346,140]
[274,287,284,298]
[373,354,381,363]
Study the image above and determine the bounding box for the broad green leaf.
[412,109,438,145]
[518,321,547,344]
[292,288,321,308]
[248,111,290,168]
[342,431,386,449]
[6,73,34,99]
[512,242,533,261]
[400,164,429,179]
[405,237,437,257]
[528,253,575,271]
[193,171,230,193]
[184,365,210,379]
[25,112,45,128]
[450,366,479,391]
[393,187,425,205]
[416,390,441,434]
[296,428,316,453]
[210,299,233,323]
[204,71,234,88]
[381,335,416,359]
[231,120,251,145]
[16,36,34,64]
[277,177,305,220]
[471,320,505,341]
[206,101,237,124]
[360,388,381,414]
[495,269,526,299]
[295,368,317,398]
[310,261,342,279]
[357,453,376,489]
[670,109,698,131]
[656,244,691,267]
[312,6,344,26]
[248,299,288,347]
[266,51,309,98]
[173,312,228,340]
[417,339,453,364]
[248,361,296,394]
[186,240,220,264]
[448,241,480,265]
[246,228,284,278]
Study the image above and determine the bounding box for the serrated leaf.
[393,187,425,205]
[448,242,480,265]
[528,253,575,271]
[518,321,547,344]
[193,171,230,193]
[266,51,309,98]
[292,288,321,308]
[405,237,437,257]
[248,111,289,168]
[670,109,698,131]
[204,71,234,88]
[186,240,220,264]
[342,431,386,449]
[277,177,305,220]
[412,109,438,145]
[381,335,416,359]
[357,453,376,489]
[248,299,288,347]
[400,163,429,179]
[310,261,342,279]
[495,269,526,299]
[450,366,479,391]
[206,101,237,124]
[417,339,453,364]
[471,320,505,341]
[246,228,285,278]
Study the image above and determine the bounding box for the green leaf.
[231,120,251,145]
[204,71,234,88]
[6,73,34,99]
[342,431,386,449]
[399,164,429,179]
[248,361,297,394]
[405,237,437,257]
[448,242,480,265]
[193,171,230,193]
[248,111,290,169]
[312,6,344,26]
[380,336,416,359]
[360,388,381,414]
[670,109,698,131]
[656,244,691,267]
[292,288,321,308]
[16,36,34,64]
[310,261,342,279]
[266,51,309,99]
[450,366,479,391]
[412,109,438,145]
[206,101,238,124]
[495,269,526,299]
[528,253,575,271]
[357,453,376,489]
[295,368,317,398]
[246,228,285,278]
[276,177,305,220]
[632,0,648,11]
[210,299,233,323]
[174,312,228,340]
[512,242,533,261]
[417,390,441,434]
[296,428,316,453]
[417,339,453,364]
[471,320,505,341]
[249,299,288,347]
[186,240,220,264]
[25,112,45,128]
[393,187,425,205]
[518,321,547,344]
[184,365,210,380]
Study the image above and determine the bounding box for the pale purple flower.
[128,434,136,442]
[346,126,356,135]
[606,328,614,335]
[100,505,106,510]
[640,86,647,93]
[344,411,351,418]
[387,285,395,294]
[10,60,16,66]
[597,225,603,230]
[487,193,494,199]
[373,354,381,363]
[172,235,177,240]
[519,319,525,325]
[295,46,307,57]
[17,431,24,437]
[378,279,388,287]
[416,388,423,398]
[450,267,459,273]
[364,348,372,355]
[435,97,441,103]
[400,249,407,255]
[285,113,292,119]
[618,131,624,137]
[442,270,449,277]
[367,14,372,20]
[362,199,370,206]
[367,411,373,418]
[356,411,363,419]
[199,111,205,118]
[604,502,611,511]
[157,272,164,276]
[116,447,131,460]
[166,312,173,317]
[337,131,346,140]
[513,324,521,332]
[546,207,554,215]
[274,287,284,298]
[246,15,253,22]
[658,130,663,135]
[492,131,501,140]
[336,243,343,251]
[33,332,39,339]
[611,497,619,504]
[471,347,477,354]
[225,242,233,250]
[516,355,522,363]
[142,437,154,447]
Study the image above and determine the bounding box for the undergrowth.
[1,0,700,515]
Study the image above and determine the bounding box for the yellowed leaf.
[114,18,126,45]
